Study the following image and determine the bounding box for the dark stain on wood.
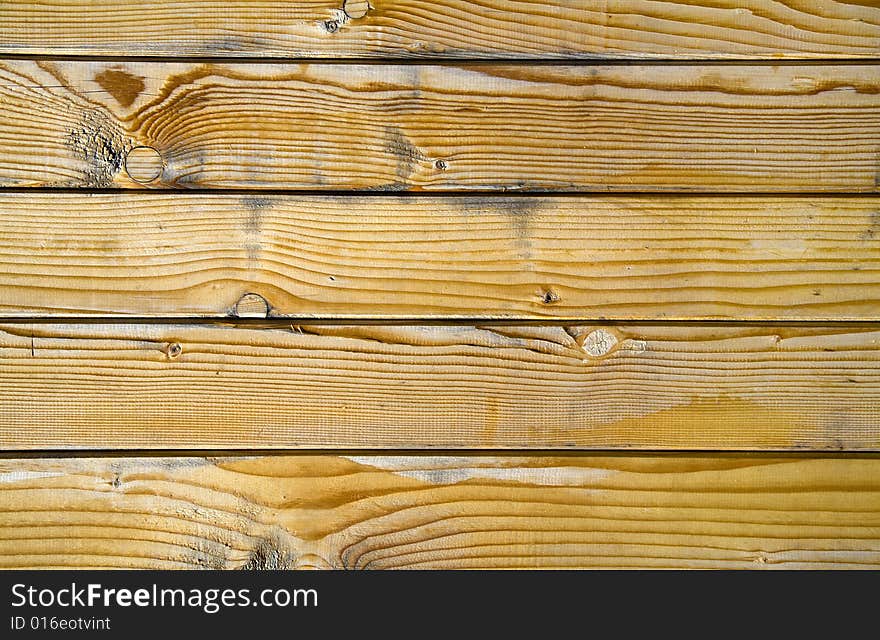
[860,209,880,240]
[459,197,539,261]
[94,67,146,108]
[241,196,271,264]
[384,125,425,182]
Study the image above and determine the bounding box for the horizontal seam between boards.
[1,55,879,65]
[2,189,880,198]
[0,449,878,459]
[2,318,880,327]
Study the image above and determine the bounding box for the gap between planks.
[6,188,880,196]
[5,319,880,326]
[4,57,880,66]
[2,450,879,460]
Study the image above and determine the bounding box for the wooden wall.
[1,0,879,569]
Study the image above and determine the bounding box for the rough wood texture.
[2,323,878,450]
[3,61,879,191]
[1,1,879,59]
[1,453,878,569]
[2,194,879,320]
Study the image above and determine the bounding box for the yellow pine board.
[1,194,878,320]
[2,61,879,191]
[1,323,878,450]
[1,453,878,569]
[1,1,878,59]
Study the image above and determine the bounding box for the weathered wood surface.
[2,1,879,59]
[1,323,878,450]
[2,194,879,320]
[1,453,878,569]
[3,61,879,191]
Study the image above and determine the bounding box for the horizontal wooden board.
[2,61,880,191]
[2,1,879,59]
[1,453,878,569]
[1,323,878,450]
[2,194,880,320]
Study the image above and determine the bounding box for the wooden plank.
[1,453,878,569]
[2,61,879,192]
[1,322,878,450]
[2,194,880,321]
[2,1,879,59]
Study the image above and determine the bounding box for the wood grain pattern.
[2,194,880,320]
[2,1,879,59]
[3,61,880,191]
[2,323,879,450]
[1,453,878,569]
[0,193,880,320]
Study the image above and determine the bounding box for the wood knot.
[125,146,163,183]
[540,289,560,305]
[343,0,369,19]
[581,329,618,358]
[166,342,182,359]
[241,537,295,570]
[235,293,270,318]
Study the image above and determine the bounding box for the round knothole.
[125,146,163,183]
[343,0,369,19]
[235,293,270,318]
[581,329,618,358]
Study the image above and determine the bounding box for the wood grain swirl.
[1,1,878,59]
[1,454,878,569]
[1,323,878,450]
[1,194,879,320]
[2,61,879,191]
